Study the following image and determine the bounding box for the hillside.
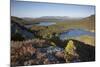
[11,15,95,39]
[11,16,33,25]
[11,18,38,41]
[12,15,95,31]
[11,15,95,66]
[11,39,95,66]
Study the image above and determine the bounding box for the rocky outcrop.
[11,39,95,66]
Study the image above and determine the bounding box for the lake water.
[60,29,95,40]
[37,22,56,26]
[25,22,56,28]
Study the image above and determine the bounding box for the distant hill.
[59,15,95,31]
[79,15,95,31]
[23,16,81,22]
[36,16,71,20]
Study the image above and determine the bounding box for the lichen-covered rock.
[65,40,76,55]
[11,39,95,66]
[55,51,65,59]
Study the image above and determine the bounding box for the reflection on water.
[25,22,56,28]
[60,29,95,40]
[37,22,56,26]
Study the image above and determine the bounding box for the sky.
[11,0,95,18]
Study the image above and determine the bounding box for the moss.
[50,42,56,46]
[65,40,75,54]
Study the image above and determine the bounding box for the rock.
[55,51,65,59]
[47,46,64,54]
[36,51,46,60]
[65,40,76,55]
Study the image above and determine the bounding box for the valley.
[11,15,95,66]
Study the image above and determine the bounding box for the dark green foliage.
[73,40,95,61]
[11,33,25,41]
